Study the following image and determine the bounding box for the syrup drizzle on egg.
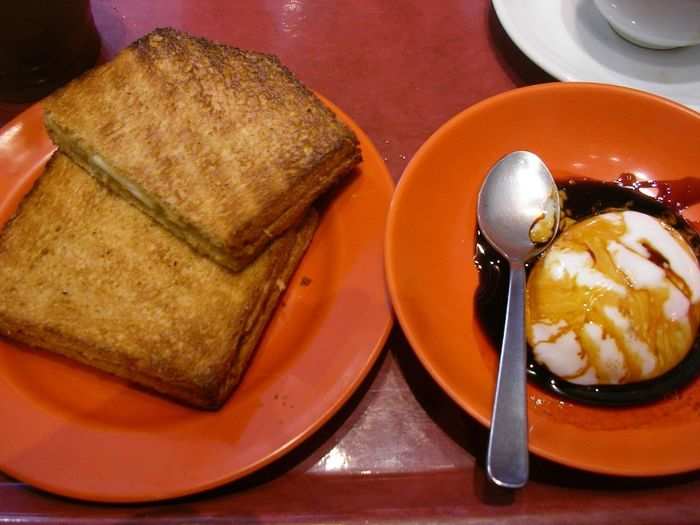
[527,210,700,385]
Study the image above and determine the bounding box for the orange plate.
[386,83,700,477]
[0,99,393,502]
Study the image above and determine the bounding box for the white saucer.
[492,0,700,112]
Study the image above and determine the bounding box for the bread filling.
[48,125,246,272]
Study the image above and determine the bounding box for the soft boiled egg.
[526,210,700,385]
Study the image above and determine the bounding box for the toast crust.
[0,153,318,409]
[43,27,358,271]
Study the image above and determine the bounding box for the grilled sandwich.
[43,27,359,271]
[0,153,317,409]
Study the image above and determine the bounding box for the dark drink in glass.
[0,0,100,103]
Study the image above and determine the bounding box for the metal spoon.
[477,151,560,489]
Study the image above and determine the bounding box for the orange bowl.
[0,99,394,502]
[386,82,700,476]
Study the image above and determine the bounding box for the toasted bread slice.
[43,27,359,271]
[0,153,317,409]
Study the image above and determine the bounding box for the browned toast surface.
[43,27,358,270]
[0,153,318,409]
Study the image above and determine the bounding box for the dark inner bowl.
[474,177,700,407]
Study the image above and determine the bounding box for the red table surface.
[2,1,700,523]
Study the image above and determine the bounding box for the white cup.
[593,0,700,49]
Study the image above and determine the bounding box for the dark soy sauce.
[474,177,700,406]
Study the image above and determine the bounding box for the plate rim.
[0,96,395,503]
[491,0,576,82]
[386,81,700,477]
[491,0,700,113]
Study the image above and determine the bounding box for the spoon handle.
[486,261,529,488]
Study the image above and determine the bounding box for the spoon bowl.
[476,150,559,489]
[478,151,559,263]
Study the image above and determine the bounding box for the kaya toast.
[43,27,359,271]
[0,153,318,409]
